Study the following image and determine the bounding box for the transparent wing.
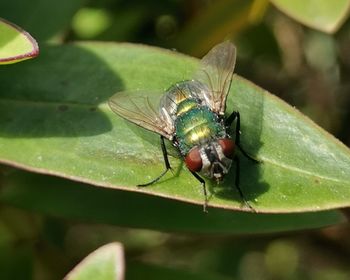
[194,41,236,115]
[108,91,174,139]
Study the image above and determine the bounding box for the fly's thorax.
[175,106,226,155]
[185,139,235,182]
[159,80,210,122]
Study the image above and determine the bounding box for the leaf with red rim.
[0,18,39,65]
[0,42,349,215]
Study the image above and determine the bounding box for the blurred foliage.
[271,0,350,33]
[1,0,350,279]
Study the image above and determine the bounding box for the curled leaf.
[0,18,39,65]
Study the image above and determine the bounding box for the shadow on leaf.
[0,44,123,137]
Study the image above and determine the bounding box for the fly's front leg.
[226,111,259,163]
[233,156,256,212]
[190,171,208,213]
[138,135,172,187]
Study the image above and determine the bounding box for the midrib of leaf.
[261,156,348,185]
[2,97,349,186]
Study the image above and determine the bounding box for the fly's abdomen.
[175,106,225,155]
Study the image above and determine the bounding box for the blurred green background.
[1,0,350,279]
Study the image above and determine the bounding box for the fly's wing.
[194,41,236,115]
[108,91,174,139]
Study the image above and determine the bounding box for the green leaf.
[0,169,345,233]
[271,0,350,33]
[0,42,350,214]
[0,18,39,64]
[64,243,124,280]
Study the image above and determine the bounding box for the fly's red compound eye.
[185,147,203,172]
[218,139,235,159]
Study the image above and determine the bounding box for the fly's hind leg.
[226,111,260,163]
[138,135,172,187]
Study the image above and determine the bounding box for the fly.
[109,41,259,212]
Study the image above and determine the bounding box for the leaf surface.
[0,42,349,214]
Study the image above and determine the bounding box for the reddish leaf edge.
[0,17,39,63]
[1,156,349,215]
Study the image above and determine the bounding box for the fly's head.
[185,139,235,182]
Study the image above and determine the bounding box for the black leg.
[227,111,259,163]
[233,156,256,212]
[138,136,171,187]
[190,171,208,213]
[225,110,238,127]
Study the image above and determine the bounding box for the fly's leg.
[226,111,259,163]
[227,111,258,212]
[234,156,256,212]
[138,136,172,187]
[190,171,208,213]
[225,110,238,127]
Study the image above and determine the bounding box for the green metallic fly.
[109,41,258,212]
